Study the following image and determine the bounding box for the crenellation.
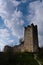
[24,23,39,52]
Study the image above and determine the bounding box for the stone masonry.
[24,23,39,52]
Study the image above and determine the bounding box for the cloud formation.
[0,0,24,51]
[0,28,10,51]
[4,9,24,39]
[0,0,24,38]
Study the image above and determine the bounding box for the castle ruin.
[4,24,39,52]
[24,23,38,52]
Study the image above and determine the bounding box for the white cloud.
[0,29,10,38]
[0,42,4,51]
[0,0,21,20]
[27,1,43,47]
[10,0,21,7]
[0,0,24,39]
[0,39,14,51]
[0,28,12,51]
[0,0,8,19]
[7,39,14,46]
[4,9,24,39]
[0,28,15,51]
[0,0,24,51]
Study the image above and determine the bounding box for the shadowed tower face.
[24,24,38,52]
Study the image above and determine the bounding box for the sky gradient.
[0,0,43,51]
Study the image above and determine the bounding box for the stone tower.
[24,23,38,52]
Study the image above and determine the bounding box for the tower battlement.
[24,23,39,52]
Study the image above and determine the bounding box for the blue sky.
[0,0,43,51]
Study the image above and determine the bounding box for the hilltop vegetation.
[0,47,43,65]
[37,48,43,65]
[0,52,39,65]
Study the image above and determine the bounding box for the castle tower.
[24,23,39,52]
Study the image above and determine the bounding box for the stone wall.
[24,24,39,52]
